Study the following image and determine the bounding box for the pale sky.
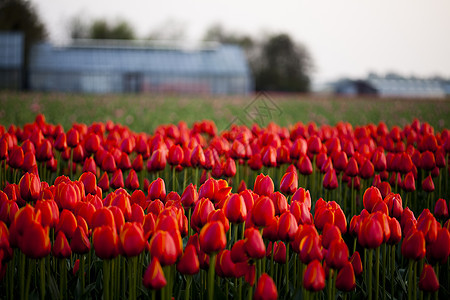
[31,0,450,83]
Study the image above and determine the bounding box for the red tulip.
[418,264,439,292]
[427,227,450,264]
[168,144,184,166]
[401,229,426,261]
[280,171,298,195]
[244,228,266,259]
[79,172,97,195]
[273,241,287,264]
[56,209,78,239]
[307,136,322,154]
[344,157,359,177]
[387,217,402,245]
[19,172,41,202]
[143,257,167,290]
[335,261,356,292]
[262,146,277,168]
[299,232,323,264]
[422,175,435,192]
[420,151,436,171]
[277,211,298,241]
[291,187,311,211]
[363,186,383,213]
[70,226,91,254]
[224,194,247,224]
[251,196,275,228]
[177,244,200,275]
[102,153,116,173]
[148,178,166,201]
[254,273,278,300]
[270,192,288,216]
[199,221,226,254]
[303,260,326,291]
[358,215,383,249]
[223,157,236,178]
[254,174,274,197]
[125,169,140,190]
[298,155,313,175]
[434,198,449,219]
[325,239,349,270]
[52,231,72,258]
[98,172,110,192]
[110,169,124,189]
[93,226,119,259]
[149,230,177,266]
[120,222,146,257]
[350,251,363,276]
[66,128,79,148]
[9,146,24,169]
[323,168,338,190]
[20,221,51,259]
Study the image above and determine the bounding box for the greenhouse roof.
[30,39,251,76]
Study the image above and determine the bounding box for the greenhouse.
[28,39,252,95]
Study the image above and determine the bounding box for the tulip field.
[0,93,450,300]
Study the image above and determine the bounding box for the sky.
[31,0,450,84]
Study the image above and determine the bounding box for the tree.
[0,0,47,89]
[254,34,312,92]
[203,25,313,93]
[68,17,135,40]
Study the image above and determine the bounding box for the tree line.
[0,1,313,93]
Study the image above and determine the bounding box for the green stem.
[285,244,290,296]
[208,253,217,300]
[375,247,380,300]
[104,260,110,300]
[382,244,387,300]
[328,268,333,300]
[390,245,395,300]
[247,284,253,300]
[185,275,192,300]
[408,260,413,300]
[172,166,177,193]
[20,253,25,300]
[24,259,33,300]
[40,258,45,300]
[368,249,373,300]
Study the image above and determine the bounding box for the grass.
[0,91,449,132]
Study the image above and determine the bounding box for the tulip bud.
[251,196,275,228]
[199,221,226,255]
[244,228,266,259]
[418,264,439,292]
[303,260,326,291]
[19,172,41,203]
[120,222,146,257]
[70,226,91,254]
[143,257,167,290]
[349,251,363,276]
[401,229,426,261]
[93,226,119,260]
[335,261,356,291]
[52,231,72,258]
[280,171,298,195]
[224,194,247,224]
[254,273,278,300]
[149,230,177,266]
[177,244,200,275]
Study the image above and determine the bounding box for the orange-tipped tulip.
[254,273,278,300]
[143,257,167,290]
[199,221,226,255]
[303,260,326,291]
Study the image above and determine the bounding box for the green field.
[1,91,449,132]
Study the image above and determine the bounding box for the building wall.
[28,41,253,95]
[0,32,23,90]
